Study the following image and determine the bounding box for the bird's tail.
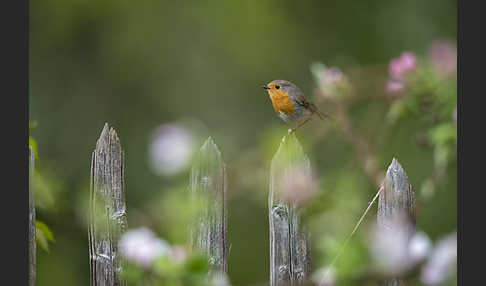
[309,102,332,121]
[314,109,332,121]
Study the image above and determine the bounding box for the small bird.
[262,79,329,133]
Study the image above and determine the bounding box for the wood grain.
[89,123,127,286]
[377,158,415,286]
[189,137,228,277]
[29,147,36,286]
[269,134,312,286]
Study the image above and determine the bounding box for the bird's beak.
[261,85,270,90]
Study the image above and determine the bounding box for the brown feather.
[293,91,331,121]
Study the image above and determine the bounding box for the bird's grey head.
[262,79,302,95]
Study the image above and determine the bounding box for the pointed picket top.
[378,158,415,228]
[189,136,228,276]
[385,158,411,196]
[190,136,226,197]
[271,133,310,172]
[196,136,224,170]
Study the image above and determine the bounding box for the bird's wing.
[293,91,310,108]
[293,92,331,121]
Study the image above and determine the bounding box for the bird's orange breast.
[268,90,295,115]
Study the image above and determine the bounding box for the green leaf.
[36,220,54,252]
[120,261,145,284]
[428,123,457,147]
[183,252,208,274]
[310,62,327,82]
[33,170,56,210]
[386,99,410,123]
[29,136,39,160]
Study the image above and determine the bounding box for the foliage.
[29,121,38,160]
[122,251,213,286]
[30,1,456,285]
[36,220,55,252]
[30,123,56,253]
[306,41,457,285]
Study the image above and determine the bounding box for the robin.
[262,80,329,133]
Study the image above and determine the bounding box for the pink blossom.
[322,67,344,85]
[170,245,188,263]
[389,52,417,80]
[280,166,318,206]
[429,40,456,78]
[421,232,457,285]
[310,62,350,99]
[386,80,405,94]
[119,227,171,267]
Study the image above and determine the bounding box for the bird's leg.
[296,117,312,129]
[288,117,312,135]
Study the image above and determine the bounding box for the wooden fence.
[88,123,128,286]
[269,134,312,285]
[28,123,416,286]
[29,147,36,286]
[189,137,228,277]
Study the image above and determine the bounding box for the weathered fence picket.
[269,134,312,286]
[89,123,127,286]
[189,137,228,276]
[29,147,36,286]
[377,158,415,286]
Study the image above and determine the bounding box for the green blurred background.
[30,0,456,285]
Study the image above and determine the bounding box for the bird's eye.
[275,85,280,89]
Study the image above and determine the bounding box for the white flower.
[370,216,431,276]
[149,123,195,176]
[370,223,411,276]
[421,232,457,285]
[409,231,432,264]
[119,227,171,267]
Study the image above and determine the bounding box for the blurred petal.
[311,62,350,100]
[386,80,405,94]
[119,227,171,267]
[389,52,417,80]
[409,231,432,264]
[149,122,195,176]
[170,245,188,263]
[429,40,457,78]
[421,232,457,285]
[370,215,416,276]
[280,166,318,205]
